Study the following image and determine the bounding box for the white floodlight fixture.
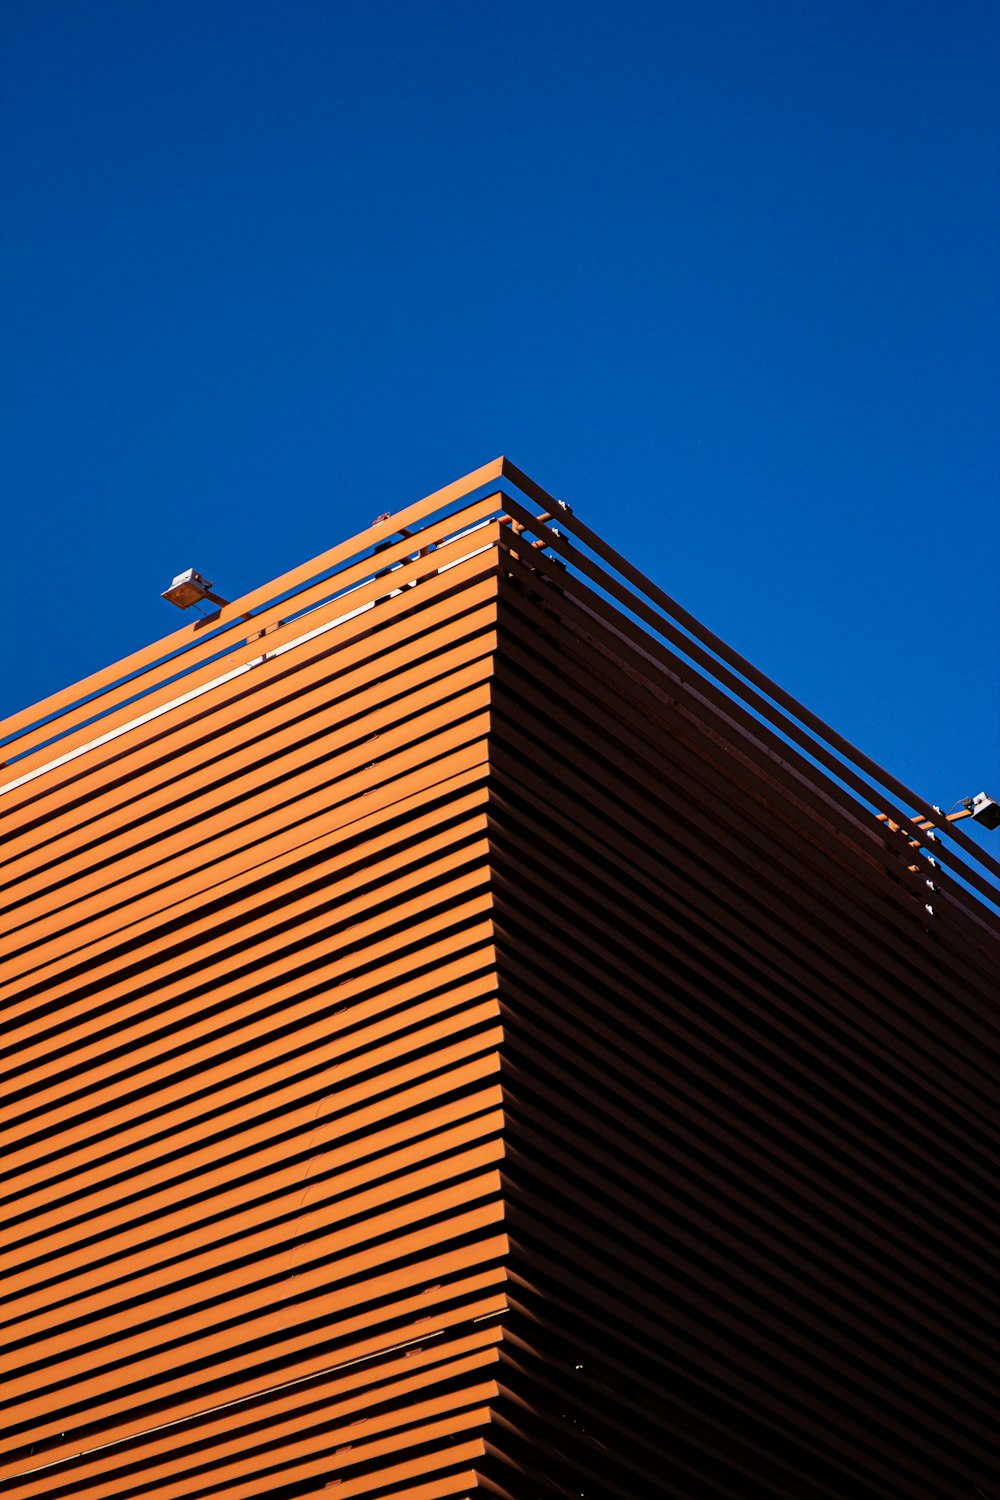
[966,792,1000,831]
[161,568,231,611]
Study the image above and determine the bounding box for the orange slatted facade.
[2,459,998,1499]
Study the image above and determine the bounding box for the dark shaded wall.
[483,556,1000,1499]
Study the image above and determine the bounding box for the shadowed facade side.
[482,556,999,1497]
[1,461,997,1498]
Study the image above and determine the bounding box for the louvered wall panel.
[480,547,999,1500]
[0,529,510,1500]
[3,459,998,1499]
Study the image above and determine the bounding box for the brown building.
[1,458,998,1500]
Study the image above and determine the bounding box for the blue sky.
[2,0,997,829]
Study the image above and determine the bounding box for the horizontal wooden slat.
[0,465,506,760]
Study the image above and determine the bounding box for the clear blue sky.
[2,0,997,828]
